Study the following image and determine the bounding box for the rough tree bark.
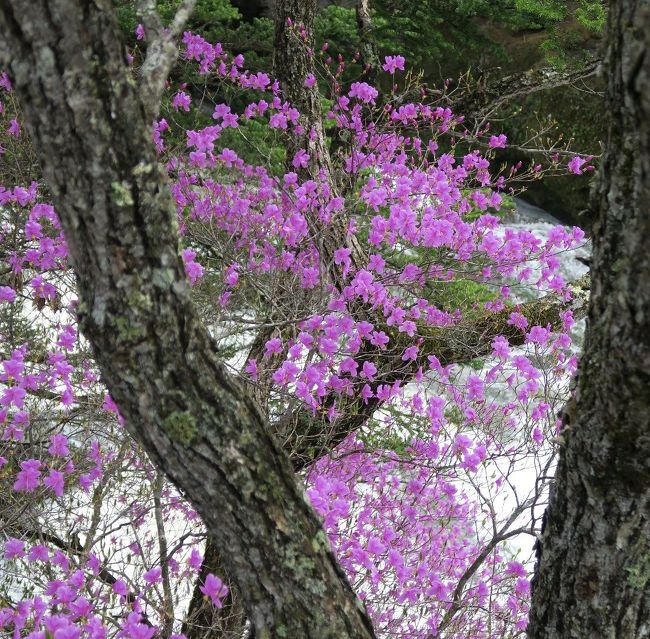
[0,2,376,638]
[528,2,650,637]
[272,0,332,178]
[355,0,380,80]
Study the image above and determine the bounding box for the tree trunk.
[355,0,380,80]
[0,3,376,638]
[272,0,331,177]
[528,3,650,638]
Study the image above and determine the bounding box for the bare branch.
[442,59,601,126]
[153,472,175,638]
[169,0,197,37]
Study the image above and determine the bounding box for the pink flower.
[567,156,587,174]
[292,149,310,169]
[0,286,16,303]
[4,538,26,559]
[14,459,41,492]
[382,55,405,73]
[402,345,419,361]
[507,311,528,331]
[7,119,20,137]
[304,73,316,88]
[122,613,156,639]
[0,72,12,91]
[135,24,145,41]
[200,573,229,607]
[361,361,377,381]
[489,134,507,149]
[172,91,191,112]
[183,249,204,285]
[399,320,416,337]
[79,472,95,491]
[264,337,283,357]
[454,433,473,454]
[28,544,49,562]
[48,434,70,457]
[370,331,389,349]
[339,357,358,376]
[218,148,239,167]
[349,82,378,103]
[113,579,129,597]
[1,385,26,408]
[43,469,65,497]
[492,335,510,359]
[506,561,527,578]
[244,359,258,380]
[269,113,288,129]
[153,118,169,152]
[466,374,485,402]
[143,567,162,585]
[527,325,551,346]
[224,264,239,287]
[188,548,203,571]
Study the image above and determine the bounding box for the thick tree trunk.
[528,3,650,638]
[355,0,380,80]
[0,3,376,638]
[273,0,331,176]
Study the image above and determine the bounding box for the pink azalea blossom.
[43,468,65,497]
[172,91,191,112]
[488,134,507,149]
[14,459,41,492]
[0,286,16,303]
[567,155,587,174]
[382,55,405,73]
[348,82,378,103]
[304,73,316,88]
[200,573,229,607]
[4,538,26,559]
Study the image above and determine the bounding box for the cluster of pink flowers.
[0,26,590,639]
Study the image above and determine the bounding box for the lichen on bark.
[528,2,650,636]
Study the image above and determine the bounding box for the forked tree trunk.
[528,2,650,637]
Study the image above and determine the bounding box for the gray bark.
[272,0,332,178]
[0,2,376,638]
[137,0,198,120]
[528,2,650,637]
[355,0,380,80]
